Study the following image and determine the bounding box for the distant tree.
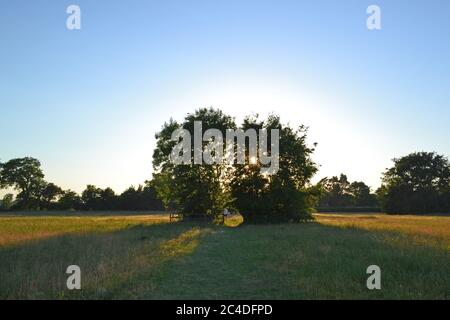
[118,182,164,211]
[58,190,82,210]
[118,186,140,210]
[230,115,318,223]
[81,185,103,210]
[1,194,14,211]
[380,152,450,214]
[316,174,378,208]
[348,181,378,207]
[100,187,117,210]
[140,181,165,211]
[0,157,46,209]
[81,186,118,210]
[40,182,63,209]
[317,174,353,207]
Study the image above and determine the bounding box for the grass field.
[0,212,449,299]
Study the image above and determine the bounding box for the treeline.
[314,174,379,211]
[0,158,163,211]
[314,153,450,214]
[151,109,449,219]
[1,109,449,217]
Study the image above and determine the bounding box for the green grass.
[0,213,449,299]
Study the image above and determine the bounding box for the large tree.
[380,152,450,214]
[0,157,45,209]
[153,109,319,223]
[230,115,318,223]
[152,108,236,220]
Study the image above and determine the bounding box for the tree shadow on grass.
[0,220,448,299]
[0,210,169,217]
[150,222,450,300]
[0,221,218,299]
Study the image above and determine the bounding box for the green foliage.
[81,185,103,210]
[152,172,175,210]
[349,181,377,206]
[230,115,317,223]
[40,182,64,209]
[153,108,235,220]
[0,157,45,209]
[1,194,14,211]
[0,158,173,212]
[58,190,83,210]
[153,109,318,223]
[380,152,450,214]
[117,182,164,211]
[70,183,164,211]
[317,174,378,208]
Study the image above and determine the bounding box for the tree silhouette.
[41,182,63,209]
[58,190,83,210]
[0,157,45,209]
[153,108,235,220]
[230,115,317,223]
[380,152,450,214]
[317,174,378,208]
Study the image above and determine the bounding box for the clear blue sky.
[1,0,449,195]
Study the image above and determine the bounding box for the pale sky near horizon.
[1,0,449,196]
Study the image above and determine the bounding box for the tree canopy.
[317,174,378,208]
[152,108,318,223]
[153,108,236,220]
[0,157,163,211]
[230,115,318,223]
[0,157,45,209]
[1,136,448,217]
[379,152,450,214]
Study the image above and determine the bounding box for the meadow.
[0,212,448,299]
